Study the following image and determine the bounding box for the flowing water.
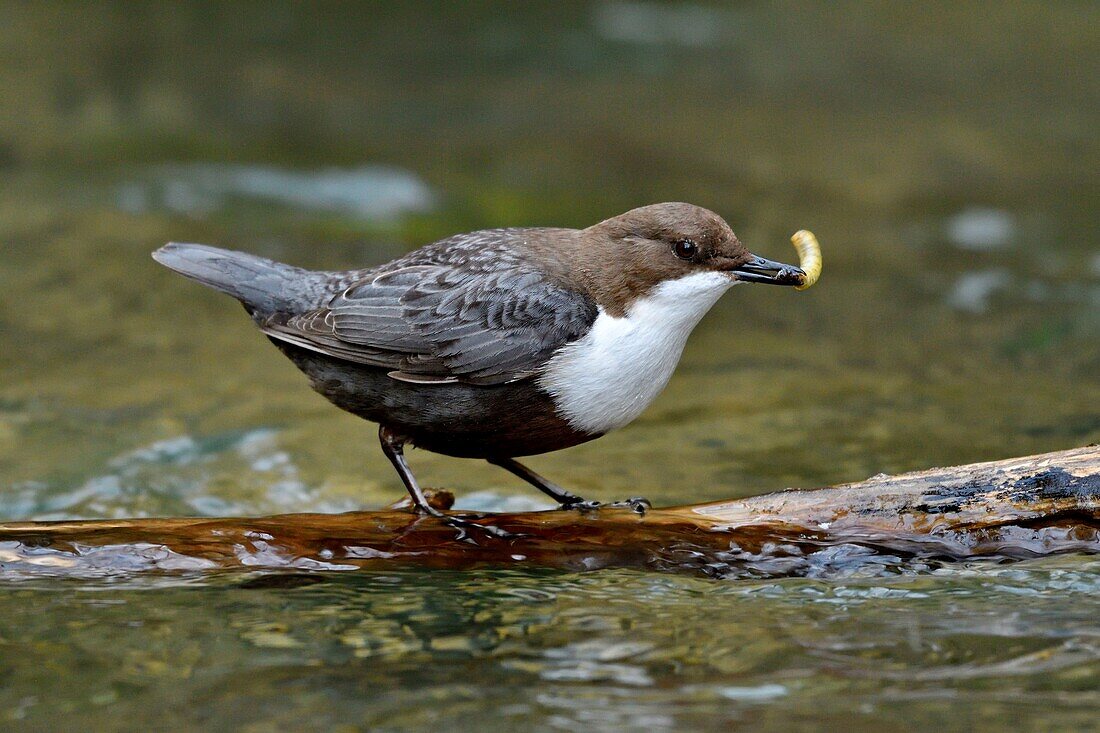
[0,2,1098,730]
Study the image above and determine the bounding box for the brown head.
[558,202,804,316]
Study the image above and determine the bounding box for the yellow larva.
[791,230,822,291]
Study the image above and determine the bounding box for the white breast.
[538,271,734,435]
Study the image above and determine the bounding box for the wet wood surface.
[1,446,1097,577]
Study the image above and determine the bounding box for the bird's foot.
[559,497,651,515]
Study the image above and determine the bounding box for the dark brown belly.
[271,339,600,458]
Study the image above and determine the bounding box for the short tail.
[153,243,324,315]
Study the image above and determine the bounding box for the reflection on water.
[118,163,437,220]
[0,429,359,520]
[946,268,1012,313]
[1,561,1098,730]
[0,1,1097,730]
[945,208,1016,252]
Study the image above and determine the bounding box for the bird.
[153,202,806,536]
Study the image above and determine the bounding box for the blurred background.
[1,1,1096,520]
[4,0,1095,519]
[0,3,1098,729]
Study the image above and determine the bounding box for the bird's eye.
[672,239,698,260]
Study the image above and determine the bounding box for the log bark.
[1,446,1097,578]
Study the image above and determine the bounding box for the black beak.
[729,254,805,286]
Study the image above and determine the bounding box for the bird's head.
[576,202,805,316]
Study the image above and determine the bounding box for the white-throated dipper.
[154,203,807,535]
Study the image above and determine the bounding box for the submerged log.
[1,446,1097,578]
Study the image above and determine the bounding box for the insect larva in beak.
[791,230,822,291]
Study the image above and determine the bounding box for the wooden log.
[1,446,1097,578]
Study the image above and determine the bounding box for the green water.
[1,2,1098,730]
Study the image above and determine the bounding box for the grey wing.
[261,264,597,385]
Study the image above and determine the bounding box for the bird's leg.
[487,456,596,509]
[379,426,439,515]
[486,457,649,514]
[378,426,516,541]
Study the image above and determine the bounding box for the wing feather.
[261,231,596,385]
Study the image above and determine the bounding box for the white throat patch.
[538,271,734,434]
